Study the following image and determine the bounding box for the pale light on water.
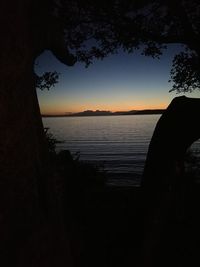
[43,115,161,186]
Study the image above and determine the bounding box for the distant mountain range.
[42,109,165,117]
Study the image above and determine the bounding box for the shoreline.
[42,110,164,118]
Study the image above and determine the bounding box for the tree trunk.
[0,2,76,266]
[141,96,200,266]
[0,1,52,263]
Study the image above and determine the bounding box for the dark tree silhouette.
[1,0,200,265]
[67,0,200,92]
[0,1,78,264]
[35,71,59,90]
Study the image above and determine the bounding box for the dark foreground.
[64,183,200,267]
[6,182,200,267]
[3,150,200,267]
[65,186,143,267]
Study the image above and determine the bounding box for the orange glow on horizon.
[40,102,168,115]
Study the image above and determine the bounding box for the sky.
[36,44,200,115]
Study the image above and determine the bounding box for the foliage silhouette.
[35,71,59,91]
[35,1,200,93]
[49,0,200,92]
[26,0,200,93]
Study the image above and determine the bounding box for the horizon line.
[41,108,165,117]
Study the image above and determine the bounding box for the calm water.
[43,115,160,186]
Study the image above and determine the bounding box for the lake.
[43,114,161,186]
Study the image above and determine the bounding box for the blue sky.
[36,44,200,115]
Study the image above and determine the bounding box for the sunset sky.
[36,44,200,115]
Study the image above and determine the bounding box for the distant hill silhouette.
[71,110,113,116]
[42,109,165,117]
